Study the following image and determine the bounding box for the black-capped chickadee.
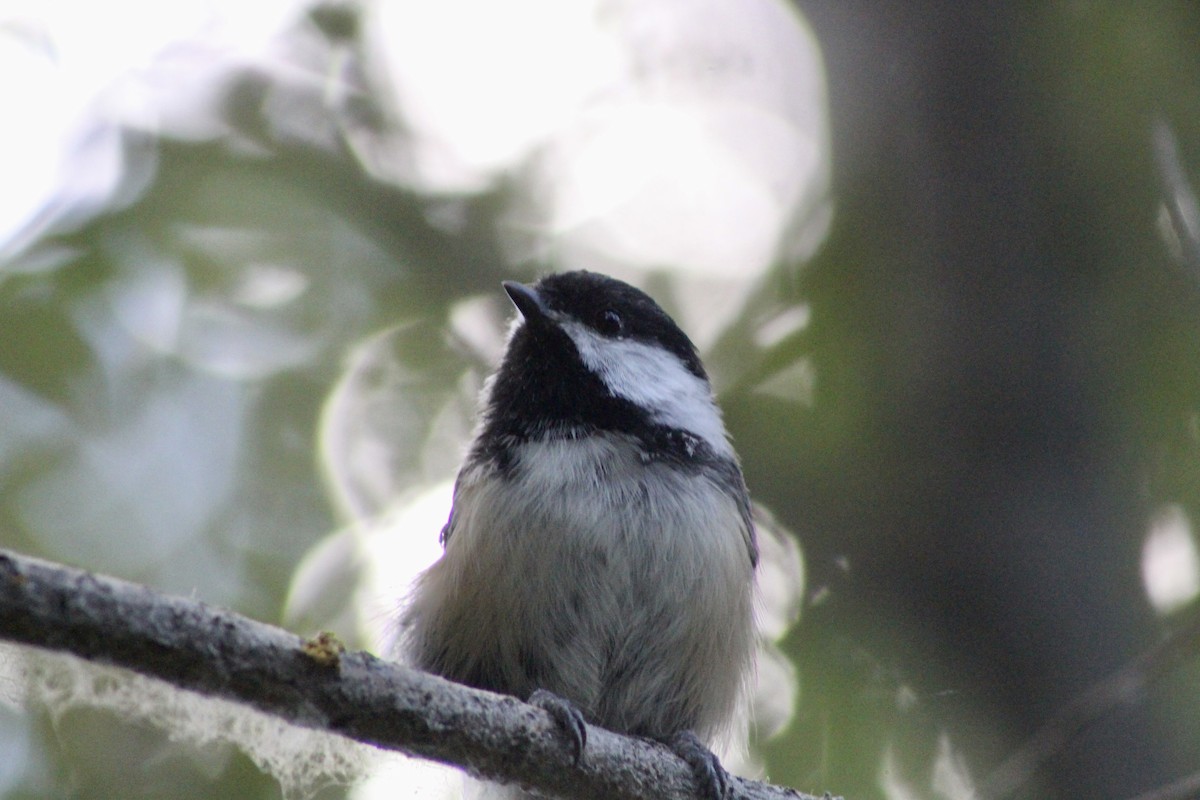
[402,270,757,798]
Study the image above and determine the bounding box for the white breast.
[404,433,755,742]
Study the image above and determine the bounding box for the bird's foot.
[669,730,732,800]
[529,689,588,765]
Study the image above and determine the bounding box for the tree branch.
[0,548,819,800]
[981,603,1200,800]
[1124,768,1200,800]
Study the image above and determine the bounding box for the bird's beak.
[503,281,551,325]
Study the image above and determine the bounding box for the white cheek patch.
[562,321,732,458]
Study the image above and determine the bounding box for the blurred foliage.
[2,3,1200,800]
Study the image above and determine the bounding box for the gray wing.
[710,457,757,567]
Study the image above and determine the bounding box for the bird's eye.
[596,309,623,337]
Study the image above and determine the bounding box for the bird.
[400,270,757,798]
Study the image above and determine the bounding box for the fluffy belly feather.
[401,434,755,743]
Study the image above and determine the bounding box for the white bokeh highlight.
[0,0,305,261]
[360,0,619,193]
[1141,503,1200,615]
[358,0,830,283]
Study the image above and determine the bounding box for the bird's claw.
[529,689,588,765]
[670,730,732,800]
